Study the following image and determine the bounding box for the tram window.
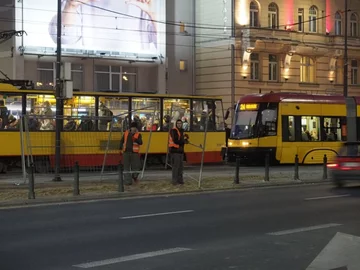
[322,117,342,141]
[98,97,129,131]
[301,116,320,141]
[192,100,216,131]
[131,98,160,131]
[0,94,22,130]
[62,96,96,131]
[26,94,55,131]
[214,100,225,131]
[163,99,190,131]
[282,116,295,141]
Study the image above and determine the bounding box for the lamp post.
[343,0,357,142]
[344,0,348,97]
[53,0,62,182]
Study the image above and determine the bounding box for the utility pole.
[344,0,357,142]
[53,0,62,181]
[344,0,348,97]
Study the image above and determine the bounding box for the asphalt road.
[1,183,360,270]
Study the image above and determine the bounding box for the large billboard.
[16,0,165,56]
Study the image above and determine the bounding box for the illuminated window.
[36,62,83,91]
[179,22,186,33]
[335,12,342,35]
[94,66,136,92]
[323,117,342,141]
[192,100,218,131]
[300,57,315,83]
[301,116,320,141]
[26,94,55,131]
[351,60,358,85]
[336,58,343,84]
[249,1,259,27]
[122,67,137,93]
[298,9,304,32]
[268,3,278,29]
[350,13,358,37]
[179,60,187,71]
[250,53,260,80]
[132,98,161,131]
[163,99,190,131]
[37,62,54,90]
[98,97,129,131]
[0,95,22,130]
[268,55,278,81]
[309,6,317,33]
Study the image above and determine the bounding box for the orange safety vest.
[168,128,181,148]
[123,130,140,153]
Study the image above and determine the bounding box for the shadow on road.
[330,185,360,198]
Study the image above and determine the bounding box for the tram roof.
[0,83,222,100]
[239,92,360,104]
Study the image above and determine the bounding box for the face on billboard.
[17,0,165,55]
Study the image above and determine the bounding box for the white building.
[0,0,195,95]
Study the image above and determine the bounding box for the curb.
[0,179,333,209]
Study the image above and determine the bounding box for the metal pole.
[344,0,348,98]
[294,154,299,180]
[73,161,80,196]
[164,103,174,169]
[100,116,115,181]
[53,0,62,182]
[323,154,328,180]
[233,156,240,184]
[264,153,270,181]
[118,162,124,192]
[140,106,156,179]
[20,116,27,184]
[198,110,209,188]
[28,163,35,199]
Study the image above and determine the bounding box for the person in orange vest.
[120,122,143,185]
[169,119,189,185]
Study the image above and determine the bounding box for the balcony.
[237,27,293,43]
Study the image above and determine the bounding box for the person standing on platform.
[120,122,143,185]
[169,119,189,185]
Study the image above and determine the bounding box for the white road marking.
[73,247,192,268]
[120,210,194,219]
[267,223,342,236]
[304,194,350,201]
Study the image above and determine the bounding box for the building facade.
[0,0,195,95]
[195,0,360,117]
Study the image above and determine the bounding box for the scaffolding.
[164,108,209,188]
[100,105,157,181]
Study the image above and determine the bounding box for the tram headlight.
[242,141,249,147]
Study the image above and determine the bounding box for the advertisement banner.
[17,0,165,56]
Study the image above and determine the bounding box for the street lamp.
[344,0,348,97]
[343,0,357,142]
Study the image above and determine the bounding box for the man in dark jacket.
[120,122,143,185]
[169,119,189,185]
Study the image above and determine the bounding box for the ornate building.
[195,0,360,112]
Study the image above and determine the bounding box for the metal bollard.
[323,154,328,180]
[118,162,124,192]
[233,156,240,184]
[294,154,299,180]
[28,163,35,199]
[264,153,270,181]
[73,161,80,196]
